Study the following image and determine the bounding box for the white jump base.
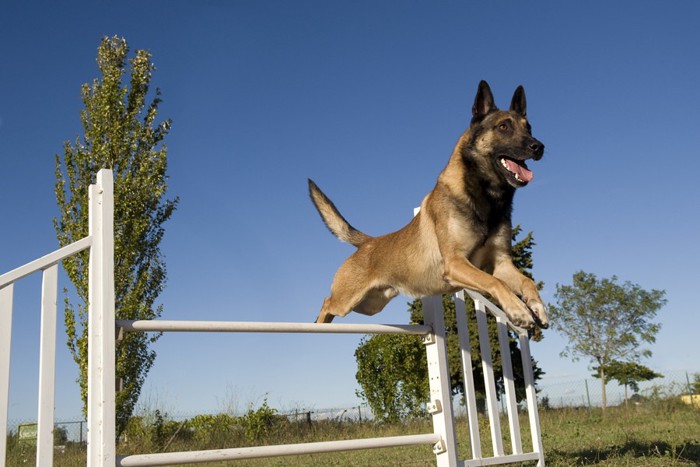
[0,169,544,467]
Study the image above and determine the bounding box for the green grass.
[7,400,699,466]
[539,401,700,466]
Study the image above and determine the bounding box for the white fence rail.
[0,169,114,466]
[0,168,544,466]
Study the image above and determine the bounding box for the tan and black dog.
[308,80,548,329]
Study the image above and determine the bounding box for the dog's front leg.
[442,256,537,329]
[493,259,549,328]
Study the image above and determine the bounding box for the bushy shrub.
[241,398,281,443]
[188,413,239,447]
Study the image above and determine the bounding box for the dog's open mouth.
[500,157,533,185]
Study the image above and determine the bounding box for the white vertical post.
[474,298,504,457]
[422,295,458,467]
[519,333,544,466]
[87,169,116,467]
[454,291,482,459]
[0,284,14,463]
[495,316,522,455]
[37,265,58,466]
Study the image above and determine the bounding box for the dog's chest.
[455,199,508,245]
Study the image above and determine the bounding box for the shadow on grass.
[554,440,700,465]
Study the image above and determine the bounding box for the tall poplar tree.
[54,36,178,436]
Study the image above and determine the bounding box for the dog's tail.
[308,179,372,248]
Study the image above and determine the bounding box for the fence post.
[87,169,116,467]
[422,295,458,466]
[585,379,591,410]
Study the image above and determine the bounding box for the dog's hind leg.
[315,283,396,324]
[315,294,358,324]
[315,297,339,323]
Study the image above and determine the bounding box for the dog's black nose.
[529,140,544,160]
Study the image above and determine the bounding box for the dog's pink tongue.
[505,159,534,183]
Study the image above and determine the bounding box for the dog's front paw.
[509,313,536,330]
[500,295,537,330]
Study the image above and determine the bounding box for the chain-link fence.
[282,405,372,423]
[7,420,87,446]
[6,369,697,444]
[537,369,697,409]
[6,407,372,449]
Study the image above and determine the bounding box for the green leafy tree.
[54,36,178,436]
[549,271,666,413]
[354,332,429,423]
[355,227,544,422]
[592,360,662,406]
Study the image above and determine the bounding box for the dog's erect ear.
[472,80,496,121]
[510,85,527,116]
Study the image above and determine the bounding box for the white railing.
[0,169,115,466]
[0,168,544,467]
[458,289,545,465]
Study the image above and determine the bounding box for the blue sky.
[1,1,699,422]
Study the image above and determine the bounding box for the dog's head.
[467,80,544,189]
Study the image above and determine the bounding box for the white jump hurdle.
[0,169,544,467]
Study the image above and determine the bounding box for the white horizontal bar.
[117,433,441,466]
[0,236,92,287]
[116,320,432,336]
[462,451,541,466]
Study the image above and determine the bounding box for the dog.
[308,80,548,330]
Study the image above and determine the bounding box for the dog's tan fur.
[309,81,548,329]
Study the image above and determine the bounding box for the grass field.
[6,399,699,466]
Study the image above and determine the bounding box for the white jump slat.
[117,433,440,466]
[496,315,523,455]
[0,284,14,463]
[454,291,482,459]
[519,332,544,461]
[37,265,58,466]
[474,297,505,457]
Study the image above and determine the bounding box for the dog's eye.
[498,123,509,131]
